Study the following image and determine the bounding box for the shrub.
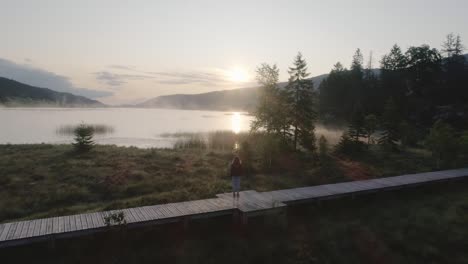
[334,133,366,156]
[104,211,127,227]
[73,124,95,153]
[425,120,458,168]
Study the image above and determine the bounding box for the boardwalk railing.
[1,168,468,248]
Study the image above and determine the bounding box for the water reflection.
[56,124,115,136]
[231,112,241,134]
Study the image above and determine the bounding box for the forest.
[252,33,468,169]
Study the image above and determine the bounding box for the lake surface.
[0,108,344,148]
[0,108,253,148]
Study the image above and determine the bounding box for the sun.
[228,68,250,83]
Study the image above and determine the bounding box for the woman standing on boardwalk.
[230,156,243,198]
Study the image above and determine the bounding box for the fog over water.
[0,108,343,148]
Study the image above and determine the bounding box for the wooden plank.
[26,219,36,238]
[20,221,31,239]
[39,218,47,236]
[0,224,5,238]
[84,214,94,229]
[0,223,12,241]
[180,202,200,214]
[159,204,175,217]
[57,216,65,233]
[171,203,189,216]
[32,219,42,237]
[128,208,140,223]
[193,200,212,212]
[51,217,59,234]
[71,215,81,231]
[150,205,165,219]
[141,207,157,220]
[6,222,19,240]
[164,204,182,217]
[141,206,159,220]
[75,215,83,230]
[11,221,24,240]
[131,208,145,221]
[133,208,146,222]
[45,218,54,235]
[266,190,295,202]
[154,205,169,219]
[93,212,105,228]
[200,199,221,211]
[138,207,153,220]
[81,214,89,229]
[63,216,71,233]
[296,186,333,198]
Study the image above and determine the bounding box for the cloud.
[0,58,112,98]
[149,71,230,86]
[107,65,136,71]
[94,71,155,86]
[98,65,234,88]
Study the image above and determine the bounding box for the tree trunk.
[293,125,298,150]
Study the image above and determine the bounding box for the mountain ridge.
[0,77,105,107]
[137,73,329,111]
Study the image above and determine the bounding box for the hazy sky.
[1,0,467,104]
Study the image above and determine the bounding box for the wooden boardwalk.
[1,168,468,248]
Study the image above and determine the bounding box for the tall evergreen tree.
[319,62,350,119]
[349,49,365,114]
[380,44,408,114]
[364,114,378,145]
[252,63,290,139]
[442,33,467,104]
[378,98,400,151]
[381,44,407,71]
[347,105,366,142]
[285,52,317,151]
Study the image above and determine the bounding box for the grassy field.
[0,142,465,224]
[0,144,321,223]
[3,181,468,264]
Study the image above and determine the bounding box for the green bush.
[73,124,95,153]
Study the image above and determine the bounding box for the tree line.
[252,33,468,168]
[320,33,467,128]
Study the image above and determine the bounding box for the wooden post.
[232,209,240,224]
[183,216,190,230]
[47,236,55,249]
[241,213,248,225]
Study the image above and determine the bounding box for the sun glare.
[228,68,249,83]
[231,112,241,134]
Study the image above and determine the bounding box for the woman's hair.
[232,156,242,166]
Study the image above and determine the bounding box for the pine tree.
[378,98,400,151]
[347,106,365,142]
[285,52,317,151]
[442,33,467,104]
[381,44,407,71]
[349,49,365,117]
[252,63,291,139]
[73,124,95,153]
[442,33,465,58]
[319,62,350,119]
[364,114,378,145]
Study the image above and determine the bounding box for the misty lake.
[0,108,343,148]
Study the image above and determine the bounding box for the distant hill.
[0,77,105,107]
[137,87,259,111]
[137,73,329,111]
